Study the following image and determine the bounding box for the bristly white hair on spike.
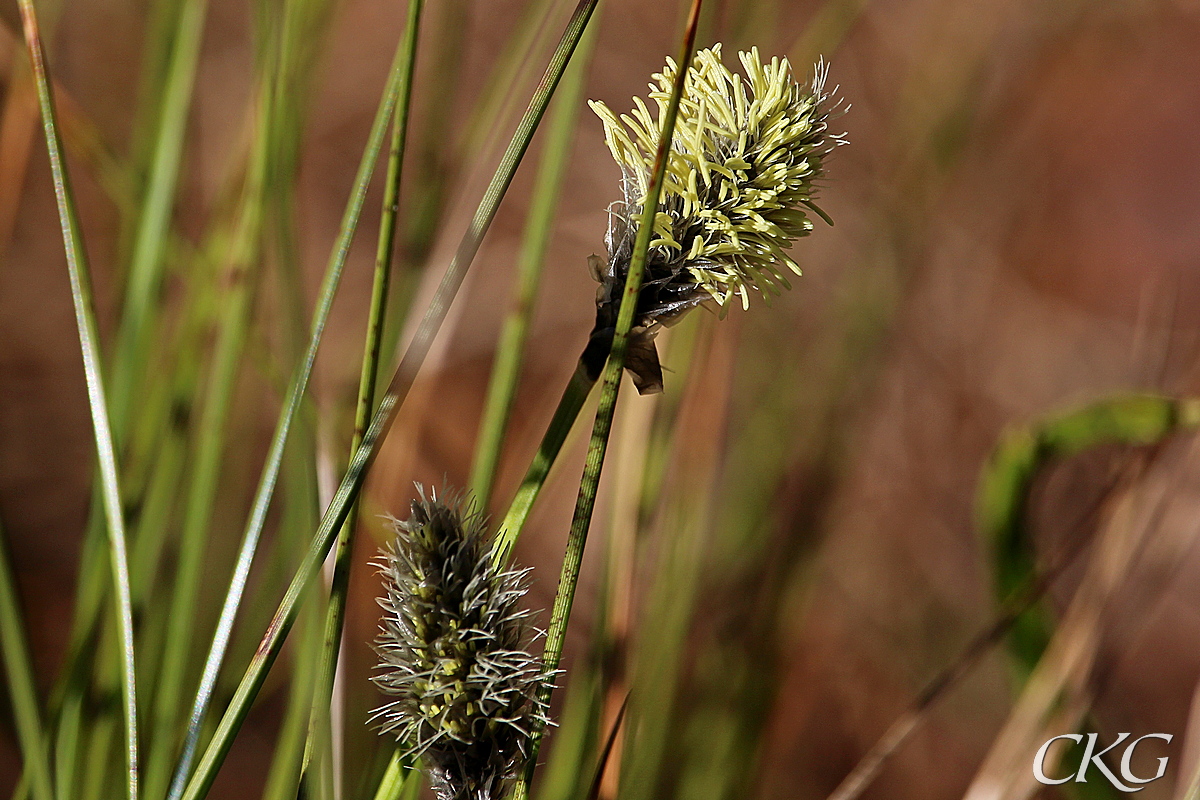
[372,486,553,800]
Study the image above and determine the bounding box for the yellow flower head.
[591,43,843,301]
[583,46,843,393]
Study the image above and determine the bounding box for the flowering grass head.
[372,488,551,800]
[584,45,844,392]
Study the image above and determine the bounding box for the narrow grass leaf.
[492,365,596,564]
[0,518,54,800]
[17,2,139,797]
[163,29,411,800]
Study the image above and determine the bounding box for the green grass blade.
[369,752,417,800]
[108,0,209,438]
[162,31,411,800]
[261,386,325,800]
[300,0,425,790]
[42,0,210,782]
[513,3,703,798]
[17,3,139,798]
[177,3,602,795]
[533,654,602,800]
[0,518,54,800]
[492,364,595,563]
[52,690,83,800]
[469,15,599,510]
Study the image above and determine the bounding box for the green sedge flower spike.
[584,45,844,393]
[372,488,552,800]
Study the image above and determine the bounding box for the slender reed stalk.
[0,518,54,800]
[43,0,212,779]
[17,2,139,796]
[470,15,600,511]
[512,3,704,799]
[299,0,425,790]
[178,4,601,796]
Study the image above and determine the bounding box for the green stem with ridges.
[299,0,425,791]
[512,3,702,798]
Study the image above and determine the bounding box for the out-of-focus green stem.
[469,18,598,510]
[142,99,267,800]
[0,518,54,800]
[178,3,603,795]
[162,24,406,796]
[370,751,421,800]
[108,0,209,438]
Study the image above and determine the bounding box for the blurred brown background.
[4,0,1200,797]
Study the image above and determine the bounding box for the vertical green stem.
[109,0,210,438]
[17,2,140,797]
[0,518,54,800]
[144,89,269,800]
[512,3,702,797]
[299,0,425,792]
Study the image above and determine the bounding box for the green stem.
[469,17,599,510]
[370,751,419,800]
[17,3,140,797]
[177,4,602,795]
[299,0,425,791]
[512,3,702,796]
[491,363,595,563]
[109,0,210,439]
[0,518,54,800]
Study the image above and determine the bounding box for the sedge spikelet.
[372,488,551,800]
[583,45,845,392]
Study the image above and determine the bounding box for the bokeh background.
[3,0,1200,798]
